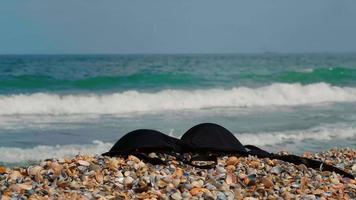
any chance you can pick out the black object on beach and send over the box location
[181,123,247,153]
[102,129,185,165]
[103,123,355,179]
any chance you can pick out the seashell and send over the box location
[0,166,7,174]
[115,177,124,184]
[69,181,80,189]
[216,166,226,174]
[332,183,344,190]
[148,152,158,158]
[300,177,309,191]
[216,192,227,200]
[226,172,237,185]
[329,176,340,184]
[243,174,257,186]
[107,158,120,170]
[303,152,313,158]
[226,156,239,165]
[261,177,273,188]
[124,171,131,177]
[191,180,203,188]
[124,176,134,187]
[190,187,207,196]
[267,159,275,166]
[171,191,182,200]
[27,166,42,176]
[182,191,192,198]
[270,166,283,174]
[249,161,260,169]
[226,165,236,172]
[352,164,356,172]
[95,171,104,184]
[157,179,167,188]
[172,168,183,179]
[9,170,22,181]
[50,162,63,177]
[77,160,90,166]
[18,183,32,190]
[128,155,140,163]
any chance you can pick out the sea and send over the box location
[1,53,356,166]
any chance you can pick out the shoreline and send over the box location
[0,148,355,199]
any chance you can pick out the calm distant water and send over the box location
[1,54,356,166]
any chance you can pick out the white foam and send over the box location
[0,141,112,163]
[237,124,356,146]
[1,83,356,115]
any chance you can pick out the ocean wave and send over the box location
[0,141,112,163]
[0,124,354,163]
[237,124,356,146]
[1,83,356,115]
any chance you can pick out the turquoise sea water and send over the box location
[0,54,356,165]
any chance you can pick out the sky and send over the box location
[1,0,356,54]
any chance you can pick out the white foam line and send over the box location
[237,124,356,146]
[0,141,112,163]
[1,82,356,115]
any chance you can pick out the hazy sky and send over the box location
[1,0,356,54]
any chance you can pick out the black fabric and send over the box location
[102,129,183,157]
[181,123,247,153]
[103,124,354,179]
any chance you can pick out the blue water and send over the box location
[1,54,356,165]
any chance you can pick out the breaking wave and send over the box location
[1,82,356,115]
[237,124,356,146]
[0,141,112,163]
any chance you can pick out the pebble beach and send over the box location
[0,148,355,200]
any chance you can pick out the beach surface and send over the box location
[0,148,355,200]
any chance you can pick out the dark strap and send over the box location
[243,145,354,179]
[270,154,355,179]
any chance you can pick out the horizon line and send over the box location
[1,51,356,56]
